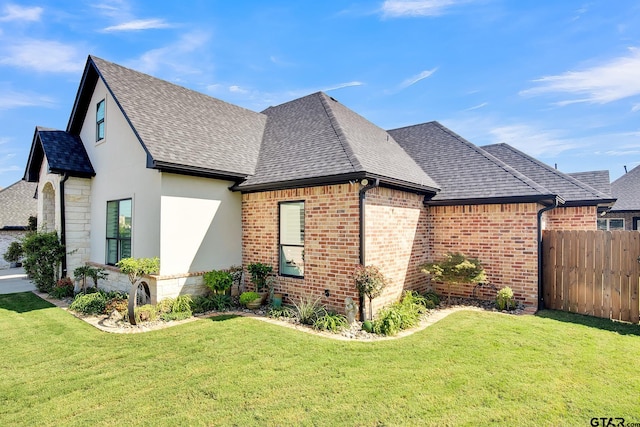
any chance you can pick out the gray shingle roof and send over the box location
[610,164,640,211]
[482,143,614,205]
[0,180,37,229]
[238,92,439,192]
[24,127,95,182]
[567,170,612,197]
[88,56,266,178]
[389,122,554,203]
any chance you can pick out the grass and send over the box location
[1,292,640,426]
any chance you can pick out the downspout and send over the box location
[358,178,379,320]
[537,196,560,311]
[60,173,70,277]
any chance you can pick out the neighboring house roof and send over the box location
[567,170,612,197]
[0,180,37,230]
[482,143,615,206]
[610,164,640,211]
[24,127,95,182]
[388,122,557,204]
[237,92,440,193]
[68,56,267,180]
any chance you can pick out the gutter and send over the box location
[358,178,379,320]
[537,196,563,311]
[60,173,70,277]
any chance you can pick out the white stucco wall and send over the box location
[160,173,242,275]
[80,78,161,265]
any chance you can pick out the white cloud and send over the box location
[381,0,473,18]
[130,30,212,75]
[0,89,55,110]
[399,68,437,88]
[229,85,248,94]
[323,81,364,92]
[0,39,84,73]
[464,102,488,111]
[631,103,640,113]
[0,4,43,22]
[102,18,172,32]
[488,124,580,157]
[521,47,640,105]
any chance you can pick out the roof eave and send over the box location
[152,160,248,182]
[425,194,561,207]
[561,198,617,208]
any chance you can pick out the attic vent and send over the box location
[329,96,338,102]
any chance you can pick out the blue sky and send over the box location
[0,0,639,189]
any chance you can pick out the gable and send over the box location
[0,180,37,229]
[67,56,267,180]
[610,165,640,211]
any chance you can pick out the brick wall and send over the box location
[242,183,361,313]
[364,187,429,314]
[544,206,597,231]
[427,203,540,307]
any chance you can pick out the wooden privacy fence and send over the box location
[542,230,640,324]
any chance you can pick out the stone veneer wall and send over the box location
[242,183,361,314]
[544,206,597,231]
[364,187,430,314]
[87,262,209,303]
[64,177,92,275]
[427,203,540,307]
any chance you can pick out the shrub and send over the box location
[69,292,107,315]
[420,253,486,302]
[156,295,193,321]
[3,241,23,264]
[353,265,388,320]
[372,292,428,336]
[239,291,261,306]
[496,287,517,311]
[116,257,160,286]
[203,270,233,295]
[423,290,440,307]
[190,294,232,313]
[247,263,273,292]
[50,277,74,299]
[313,311,348,333]
[105,297,128,317]
[135,304,158,323]
[362,320,373,333]
[292,295,325,325]
[21,231,65,293]
[267,305,295,319]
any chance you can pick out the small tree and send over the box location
[21,231,65,293]
[3,241,23,265]
[73,265,108,293]
[353,265,387,320]
[247,262,273,292]
[116,257,160,325]
[420,252,486,303]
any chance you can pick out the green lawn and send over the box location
[1,292,639,426]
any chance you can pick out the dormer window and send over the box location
[96,99,105,142]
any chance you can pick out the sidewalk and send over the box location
[0,267,36,294]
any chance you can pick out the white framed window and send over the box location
[279,201,304,277]
[106,198,132,265]
[96,99,105,142]
[597,218,624,231]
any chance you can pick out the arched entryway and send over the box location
[41,182,56,232]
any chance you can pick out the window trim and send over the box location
[105,198,132,265]
[278,200,305,278]
[597,218,625,231]
[96,99,105,142]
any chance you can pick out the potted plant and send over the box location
[247,262,273,302]
[203,269,233,295]
[3,241,23,268]
[239,291,261,309]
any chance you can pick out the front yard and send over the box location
[1,291,639,426]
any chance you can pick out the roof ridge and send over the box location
[488,143,611,200]
[317,92,361,172]
[431,124,555,197]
